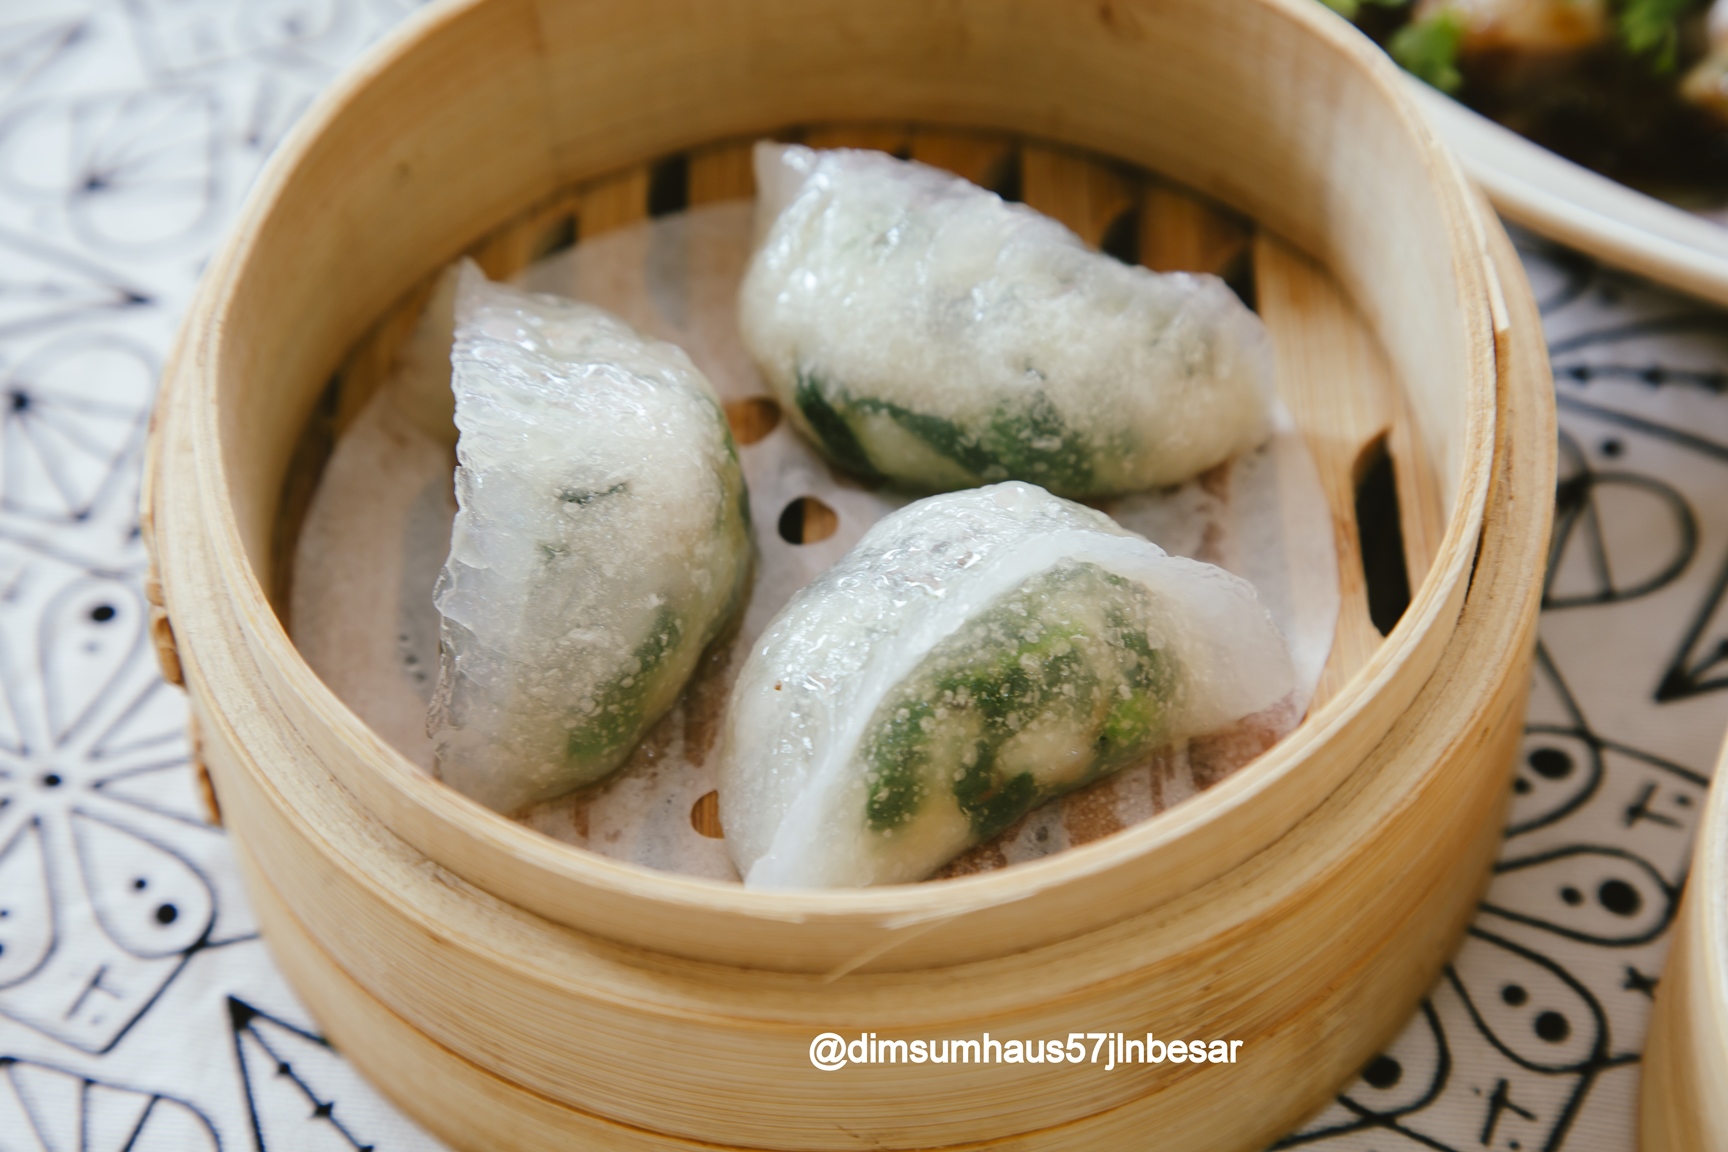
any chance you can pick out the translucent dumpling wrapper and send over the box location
[738,143,1277,498]
[430,261,752,812]
[718,483,1296,888]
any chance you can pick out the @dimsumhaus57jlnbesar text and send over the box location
[808,1032,1243,1071]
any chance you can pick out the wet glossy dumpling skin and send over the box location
[430,262,752,813]
[718,483,1295,888]
[739,143,1276,498]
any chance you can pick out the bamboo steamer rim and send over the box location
[1687,742,1728,1139]
[171,214,1549,1151]
[148,0,1502,965]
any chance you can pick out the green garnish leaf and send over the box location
[1616,0,1701,72]
[1390,9,1467,93]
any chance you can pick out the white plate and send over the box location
[1408,78,1728,309]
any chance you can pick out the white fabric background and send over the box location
[0,2,1723,1149]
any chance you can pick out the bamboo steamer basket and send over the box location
[1642,733,1728,1151]
[140,0,1557,1147]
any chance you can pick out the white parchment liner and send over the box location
[292,200,1338,883]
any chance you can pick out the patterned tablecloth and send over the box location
[1,3,1725,1149]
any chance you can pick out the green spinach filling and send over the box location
[565,604,683,764]
[861,561,1178,841]
[795,370,882,479]
[794,369,1094,493]
[550,400,749,774]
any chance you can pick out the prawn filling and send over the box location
[860,561,1179,843]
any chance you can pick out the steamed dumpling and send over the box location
[430,261,752,812]
[718,483,1294,888]
[739,143,1275,498]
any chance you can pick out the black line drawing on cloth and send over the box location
[1544,429,1697,611]
[1623,965,1660,998]
[1504,637,1704,870]
[1482,846,1677,948]
[1558,394,1728,467]
[1273,1002,1452,1148]
[1444,928,1638,1152]
[124,0,380,80]
[0,227,152,341]
[1512,230,1597,315]
[1548,394,1728,704]
[123,0,253,79]
[1513,723,1603,838]
[112,0,429,178]
[231,996,385,1151]
[1547,314,1728,360]
[2,333,156,525]
[1277,926,1640,1152]
[0,534,250,1053]
[1656,541,1728,702]
[1480,1078,1540,1149]
[1555,363,1728,392]
[1513,646,1606,837]
[0,1053,220,1150]
[236,68,317,156]
[233,0,371,73]
[0,87,220,254]
[0,17,86,112]
[1510,643,1707,837]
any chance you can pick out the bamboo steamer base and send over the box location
[1641,733,1728,1152]
[177,212,1551,1151]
